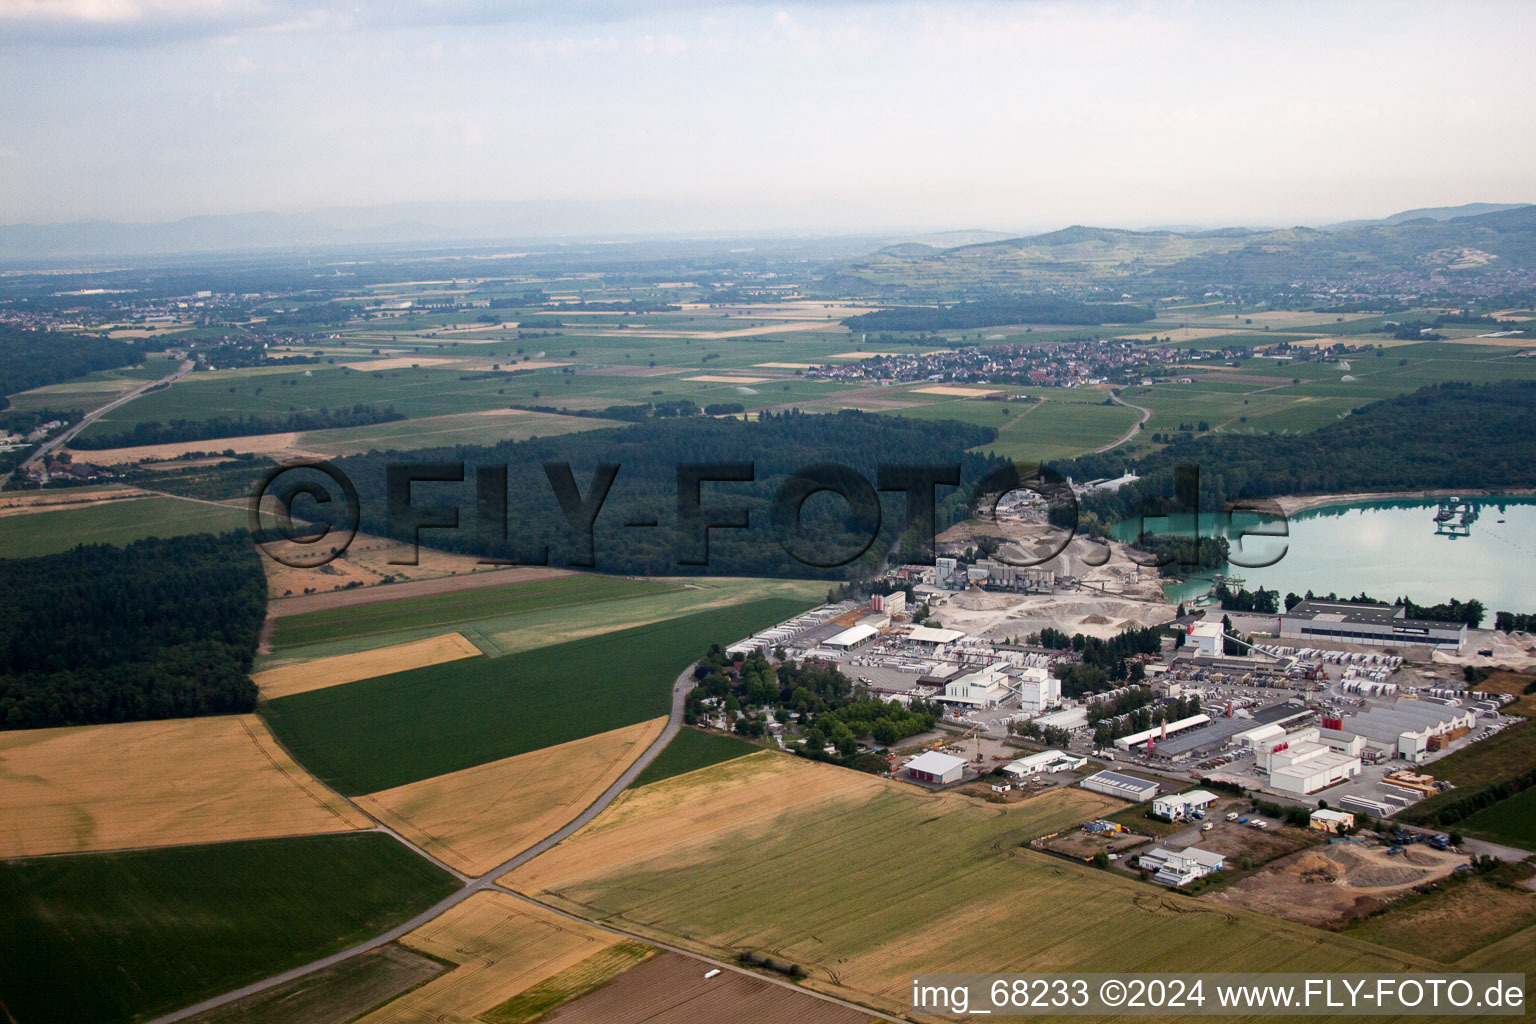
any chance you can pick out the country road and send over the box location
[147,660,906,1024]
[19,358,193,472]
[1091,392,1151,454]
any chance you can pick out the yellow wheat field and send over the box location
[353,891,621,1024]
[911,385,1004,397]
[0,715,369,857]
[356,718,667,876]
[503,751,885,892]
[251,632,482,698]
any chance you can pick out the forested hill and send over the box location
[0,326,140,409]
[1057,381,1536,526]
[0,532,266,729]
[332,409,1008,578]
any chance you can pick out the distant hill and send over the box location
[836,206,1536,294]
[1327,202,1532,230]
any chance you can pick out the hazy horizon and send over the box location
[1,0,1533,233]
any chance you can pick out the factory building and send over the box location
[1278,600,1467,653]
[1260,731,1363,795]
[904,751,968,785]
[1340,698,1476,763]
[942,665,1012,708]
[906,625,965,652]
[823,623,879,651]
[1081,770,1160,803]
[870,591,906,616]
[1152,789,1219,822]
[1113,714,1212,752]
[1186,620,1224,657]
[1013,665,1061,711]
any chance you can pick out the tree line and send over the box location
[72,404,404,449]
[0,532,267,729]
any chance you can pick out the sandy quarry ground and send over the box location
[251,631,482,698]
[1210,842,1469,927]
[356,718,667,876]
[353,891,622,1024]
[1434,630,1536,672]
[0,715,368,858]
[929,589,1176,642]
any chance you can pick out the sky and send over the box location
[0,0,1532,233]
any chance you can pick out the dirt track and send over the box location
[1210,842,1468,926]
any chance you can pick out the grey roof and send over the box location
[1151,701,1310,756]
[1283,600,1465,631]
[1082,770,1160,797]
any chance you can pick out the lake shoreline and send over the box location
[1269,488,1536,517]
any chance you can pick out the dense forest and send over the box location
[0,326,139,410]
[1058,382,1536,526]
[843,298,1154,333]
[73,404,404,449]
[330,409,1008,578]
[0,532,266,729]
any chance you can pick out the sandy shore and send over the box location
[1269,488,1535,517]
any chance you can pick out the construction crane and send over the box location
[958,722,986,763]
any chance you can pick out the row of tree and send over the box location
[73,404,404,449]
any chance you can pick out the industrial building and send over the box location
[906,625,965,650]
[1033,706,1088,731]
[1081,770,1160,802]
[1186,620,1224,657]
[904,750,968,785]
[1152,789,1218,822]
[823,623,879,651]
[1002,749,1086,778]
[942,665,1012,707]
[1260,731,1363,795]
[1278,600,1467,653]
[1113,713,1212,752]
[870,591,907,616]
[1337,698,1475,762]
[1146,701,1312,762]
[1013,665,1061,711]
[1138,845,1226,887]
[1310,809,1356,834]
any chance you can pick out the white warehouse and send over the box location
[1113,714,1212,752]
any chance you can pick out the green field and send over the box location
[0,833,459,1024]
[632,726,761,787]
[1397,723,1536,830]
[521,776,1437,1019]
[268,574,680,650]
[261,576,825,667]
[0,495,248,559]
[298,409,624,455]
[262,597,814,794]
[1346,867,1536,962]
[1457,787,1536,848]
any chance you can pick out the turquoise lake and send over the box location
[1108,497,1536,615]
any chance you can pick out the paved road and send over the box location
[1091,392,1152,455]
[152,662,887,1024]
[19,359,193,471]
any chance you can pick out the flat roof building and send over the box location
[1138,845,1225,887]
[1279,600,1466,653]
[1081,770,1160,803]
[1113,714,1212,752]
[823,623,878,651]
[1310,809,1356,833]
[1003,749,1087,777]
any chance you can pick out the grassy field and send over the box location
[510,755,1445,1020]
[262,597,814,794]
[1346,866,1536,963]
[267,573,678,650]
[260,576,826,667]
[631,726,762,787]
[0,494,247,558]
[1398,723,1536,832]
[183,944,446,1024]
[0,833,459,1024]
[1457,787,1536,848]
